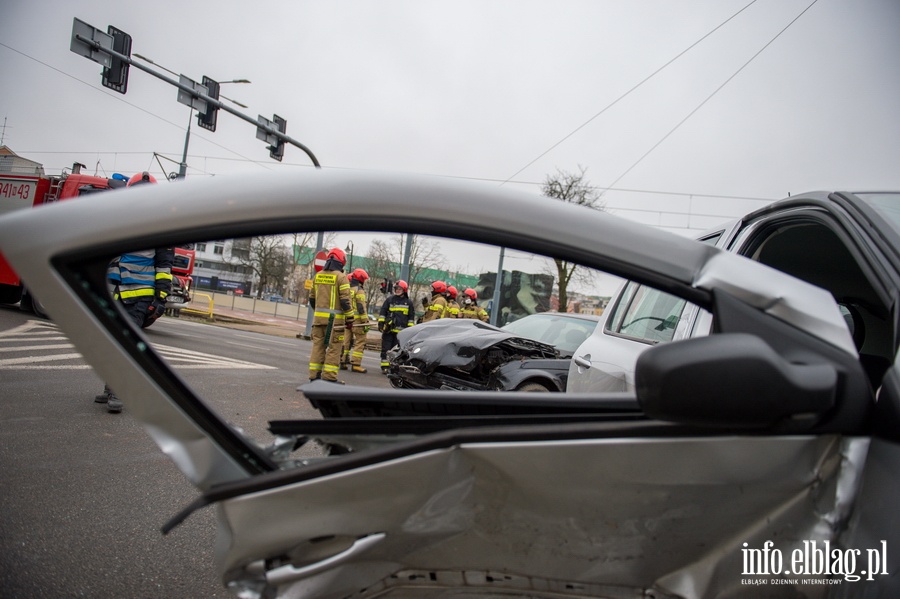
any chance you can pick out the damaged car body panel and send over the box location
[387,318,578,392]
[0,171,897,598]
[220,433,870,599]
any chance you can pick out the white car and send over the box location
[1,174,897,598]
[567,191,899,398]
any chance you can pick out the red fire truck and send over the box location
[0,151,193,319]
[167,246,195,317]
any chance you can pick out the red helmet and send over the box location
[463,288,477,301]
[431,280,447,294]
[127,171,157,187]
[352,268,369,282]
[394,280,408,292]
[447,285,458,300]
[326,247,346,266]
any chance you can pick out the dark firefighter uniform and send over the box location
[308,262,353,382]
[378,283,415,372]
[107,247,175,327]
[98,245,174,413]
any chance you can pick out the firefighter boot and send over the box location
[351,365,367,373]
[95,385,112,403]
[106,393,123,414]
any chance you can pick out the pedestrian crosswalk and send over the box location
[0,320,275,371]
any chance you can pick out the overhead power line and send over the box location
[502,0,761,184]
[604,0,821,191]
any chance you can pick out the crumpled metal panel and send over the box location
[395,319,557,373]
[219,435,869,599]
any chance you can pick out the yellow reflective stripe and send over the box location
[119,288,155,299]
[322,364,339,373]
[155,272,173,281]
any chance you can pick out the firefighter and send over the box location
[307,247,353,383]
[445,285,461,318]
[420,280,449,323]
[460,288,489,322]
[341,268,370,373]
[95,172,174,413]
[378,279,414,374]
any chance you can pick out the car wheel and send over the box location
[515,382,550,392]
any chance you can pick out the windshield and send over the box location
[501,312,597,354]
[856,193,900,235]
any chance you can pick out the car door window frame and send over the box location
[602,231,727,346]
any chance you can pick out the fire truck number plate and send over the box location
[0,179,38,215]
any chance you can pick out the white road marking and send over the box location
[0,320,275,370]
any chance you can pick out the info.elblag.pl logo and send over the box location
[741,540,889,585]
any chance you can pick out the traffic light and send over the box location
[269,114,286,161]
[101,25,131,94]
[380,279,392,294]
[197,76,220,132]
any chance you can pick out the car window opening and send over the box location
[742,219,893,389]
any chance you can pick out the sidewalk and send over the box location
[179,303,307,339]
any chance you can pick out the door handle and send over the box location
[573,355,591,369]
[266,532,386,586]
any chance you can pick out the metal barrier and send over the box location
[180,292,214,320]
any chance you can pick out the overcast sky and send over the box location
[2,0,899,240]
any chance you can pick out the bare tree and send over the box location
[233,236,293,298]
[364,235,446,311]
[542,166,605,311]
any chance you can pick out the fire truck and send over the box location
[167,246,195,317]
[0,150,193,320]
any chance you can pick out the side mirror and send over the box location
[635,333,836,429]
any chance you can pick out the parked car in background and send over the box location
[385,311,600,393]
[567,191,899,399]
[1,175,897,599]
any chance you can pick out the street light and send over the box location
[133,53,250,177]
[345,241,354,270]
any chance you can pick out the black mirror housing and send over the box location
[635,333,836,429]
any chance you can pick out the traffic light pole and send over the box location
[178,107,192,179]
[72,27,321,168]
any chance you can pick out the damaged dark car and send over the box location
[386,312,600,392]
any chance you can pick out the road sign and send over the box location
[313,250,328,273]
